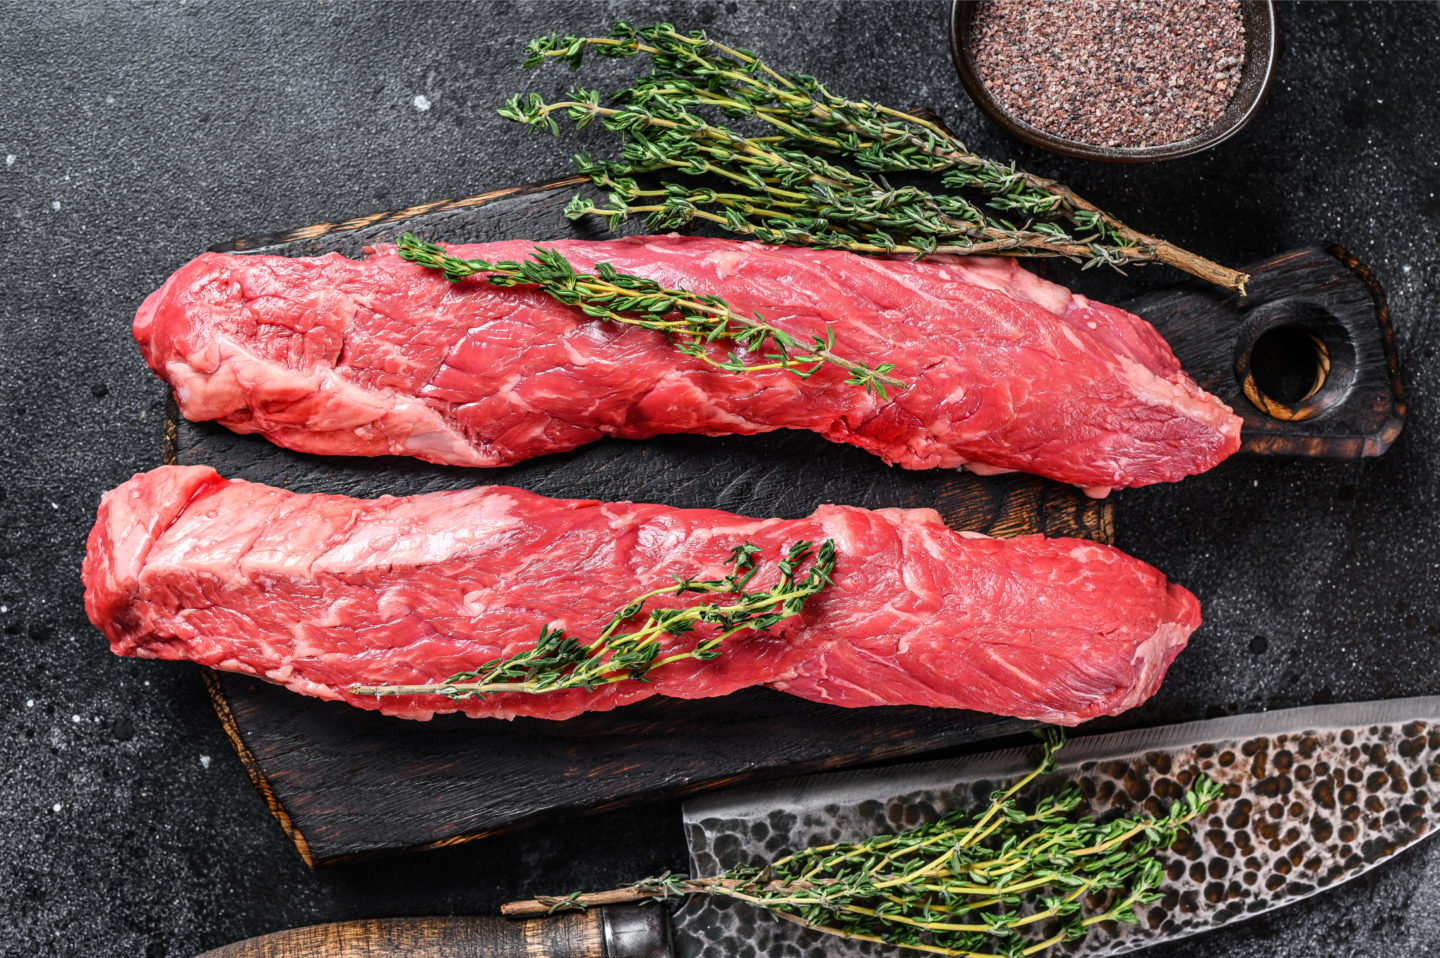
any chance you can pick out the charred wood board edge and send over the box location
[165,408,320,866]
[215,177,591,253]
[210,675,1034,866]
[203,671,319,867]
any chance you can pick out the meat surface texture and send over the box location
[84,466,1201,725]
[134,236,1241,493]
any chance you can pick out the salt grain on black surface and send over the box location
[970,0,1246,148]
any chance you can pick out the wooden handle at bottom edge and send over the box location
[194,907,672,958]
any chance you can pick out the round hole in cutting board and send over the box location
[1236,303,1357,423]
[1249,324,1329,405]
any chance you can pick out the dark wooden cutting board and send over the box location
[165,178,1402,865]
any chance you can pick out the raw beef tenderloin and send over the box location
[84,466,1200,724]
[135,236,1241,494]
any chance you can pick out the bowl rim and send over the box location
[947,0,1278,163]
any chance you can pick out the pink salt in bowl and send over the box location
[948,0,1278,163]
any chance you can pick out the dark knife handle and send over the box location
[193,907,672,958]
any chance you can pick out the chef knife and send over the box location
[197,695,1440,958]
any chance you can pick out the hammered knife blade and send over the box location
[675,696,1440,956]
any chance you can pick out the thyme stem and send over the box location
[507,22,1248,293]
[352,538,835,700]
[395,233,903,399]
[502,731,1223,957]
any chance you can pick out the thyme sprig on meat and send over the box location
[503,21,1248,293]
[396,233,903,398]
[352,538,835,700]
[505,731,1223,958]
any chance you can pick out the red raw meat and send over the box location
[84,466,1200,725]
[134,236,1240,494]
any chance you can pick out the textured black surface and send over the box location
[1,2,1437,956]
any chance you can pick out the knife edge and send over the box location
[682,695,1440,831]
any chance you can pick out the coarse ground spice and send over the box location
[969,0,1247,149]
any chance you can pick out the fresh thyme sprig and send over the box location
[396,233,903,398]
[504,730,1223,958]
[504,21,1248,293]
[351,538,835,700]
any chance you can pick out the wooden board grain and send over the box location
[170,180,1401,865]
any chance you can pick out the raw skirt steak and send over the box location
[84,466,1200,725]
[135,236,1241,494]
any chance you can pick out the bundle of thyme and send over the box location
[502,21,1248,293]
[397,233,903,398]
[505,731,1222,957]
[352,538,834,700]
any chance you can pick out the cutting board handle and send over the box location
[193,908,672,958]
[1126,245,1405,459]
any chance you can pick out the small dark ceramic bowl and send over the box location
[948,0,1277,162]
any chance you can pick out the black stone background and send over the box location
[2,2,1437,955]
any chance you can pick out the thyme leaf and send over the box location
[504,730,1224,957]
[396,232,903,398]
[351,538,835,700]
[506,22,1248,293]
